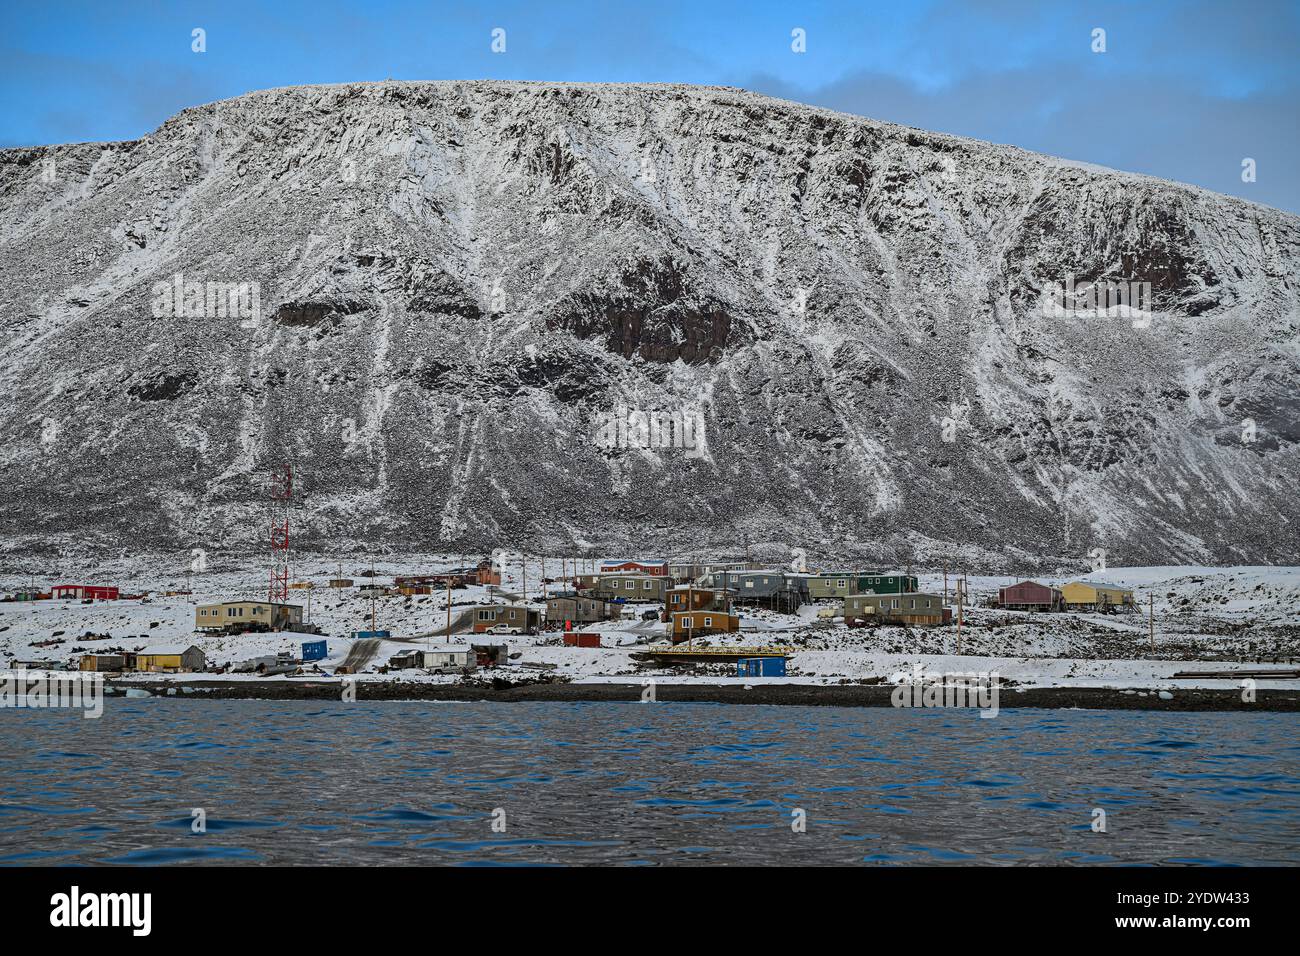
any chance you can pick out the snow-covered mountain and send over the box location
[1,80,1297,567]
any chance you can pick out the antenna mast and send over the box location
[268,463,292,605]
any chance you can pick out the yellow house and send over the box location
[1062,582,1135,611]
[195,601,303,632]
[135,645,206,673]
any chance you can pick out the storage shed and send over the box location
[78,654,126,673]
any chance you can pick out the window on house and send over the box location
[704,617,712,627]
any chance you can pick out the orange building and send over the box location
[670,610,740,644]
[667,586,731,614]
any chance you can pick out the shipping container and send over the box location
[302,639,328,662]
[563,632,602,648]
[736,657,786,677]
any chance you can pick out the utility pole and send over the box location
[542,553,547,599]
[687,580,695,645]
[956,577,964,655]
[369,557,377,635]
[1149,593,1155,650]
[445,578,452,645]
[943,562,948,604]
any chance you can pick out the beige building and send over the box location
[595,573,670,603]
[545,595,621,626]
[802,573,858,601]
[471,604,540,633]
[844,592,946,626]
[195,601,303,632]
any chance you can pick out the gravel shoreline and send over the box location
[108,679,1300,711]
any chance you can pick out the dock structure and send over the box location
[633,645,795,665]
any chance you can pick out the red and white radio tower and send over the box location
[268,463,292,604]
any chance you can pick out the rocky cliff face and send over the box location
[1,80,1297,567]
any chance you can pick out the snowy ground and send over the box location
[1,557,1297,691]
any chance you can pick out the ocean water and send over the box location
[1,700,1297,865]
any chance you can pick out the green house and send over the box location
[854,573,919,595]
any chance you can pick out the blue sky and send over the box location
[2,0,1297,212]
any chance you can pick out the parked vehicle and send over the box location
[486,623,523,636]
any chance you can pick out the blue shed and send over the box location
[737,657,786,677]
[302,639,328,662]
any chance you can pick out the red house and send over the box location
[473,560,501,587]
[599,559,667,576]
[997,580,1063,611]
[51,584,120,601]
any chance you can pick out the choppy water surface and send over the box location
[1,701,1297,865]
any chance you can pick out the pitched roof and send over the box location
[137,644,202,655]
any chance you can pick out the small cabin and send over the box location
[135,645,206,673]
[79,654,126,673]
